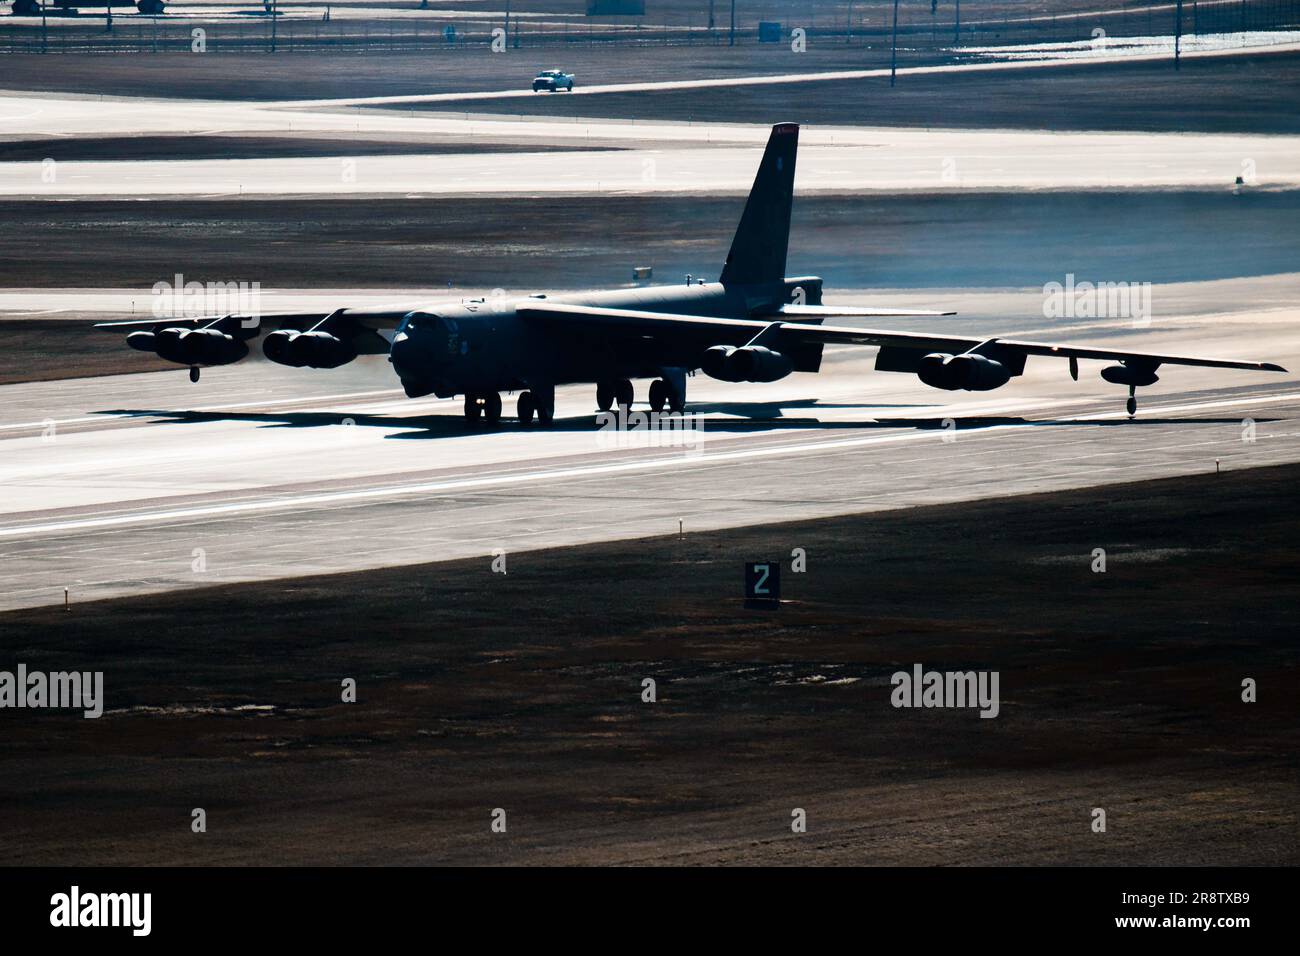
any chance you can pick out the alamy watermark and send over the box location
[151,273,262,324]
[50,886,150,936]
[890,663,1000,718]
[595,408,705,456]
[1043,273,1152,327]
[0,664,103,719]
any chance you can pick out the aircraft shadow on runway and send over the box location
[684,399,933,416]
[100,407,1278,438]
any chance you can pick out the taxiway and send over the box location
[1,278,1295,611]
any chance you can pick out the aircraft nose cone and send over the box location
[389,329,439,398]
[388,331,420,375]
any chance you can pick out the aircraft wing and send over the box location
[93,304,414,334]
[518,303,1286,373]
[94,312,329,335]
[519,302,971,349]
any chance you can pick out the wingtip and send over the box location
[1265,363,1288,372]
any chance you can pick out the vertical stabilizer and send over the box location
[719,122,799,287]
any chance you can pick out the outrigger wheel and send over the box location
[1126,385,1137,418]
[189,367,200,383]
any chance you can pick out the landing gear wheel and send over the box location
[648,379,667,413]
[189,367,200,383]
[483,391,502,425]
[1126,386,1137,419]
[526,385,556,426]
[463,393,482,424]
[596,381,614,412]
[517,391,536,426]
[614,378,634,410]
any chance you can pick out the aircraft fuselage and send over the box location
[388,277,822,399]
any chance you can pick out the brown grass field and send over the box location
[1,463,1296,864]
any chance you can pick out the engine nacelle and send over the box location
[135,327,248,366]
[917,352,1012,392]
[700,345,737,379]
[700,345,794,383]
[263,329,358,369]
[1100,364,1160,387]
[127,330,158,353]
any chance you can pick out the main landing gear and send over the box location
[596,379,634,412]
[516,389,555,426]
[464,390,557,427]
[596,378,684,413]
[463,391,502,425]
[648,377,685,413]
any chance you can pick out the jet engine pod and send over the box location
[1100,364,1160,387]
[262,329,300,366]
[701,344,794,383]
[729,345,794,383]
[263,329,358,369]
[701,345,738,380]
[917,353,960,390]
[151,327,248,366]
[126,330,157,353]
[293,330,358,369]
[917,352,1011,392]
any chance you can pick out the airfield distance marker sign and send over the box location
[744,560,781,609]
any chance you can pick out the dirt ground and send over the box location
[0,135,622,163]
[0,463,1295,865]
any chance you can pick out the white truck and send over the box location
[531,70,575,93]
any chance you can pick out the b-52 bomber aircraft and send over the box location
[99,123,1285,424]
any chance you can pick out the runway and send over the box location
[1,280,1296,612]
[4,83,1300,196]
[5,122,1298,196]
